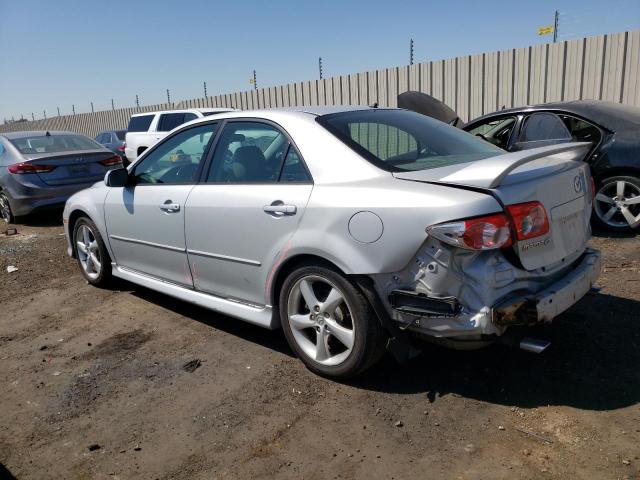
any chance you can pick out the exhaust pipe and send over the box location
[519,337,551,354]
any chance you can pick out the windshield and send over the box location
[10,134,102,154]
[317,109,503,172]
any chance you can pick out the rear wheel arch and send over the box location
[592,166,640,185]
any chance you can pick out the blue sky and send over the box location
[1,0,639,121]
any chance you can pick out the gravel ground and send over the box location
[1,214,639,480]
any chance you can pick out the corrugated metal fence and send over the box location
[2,30,638,138]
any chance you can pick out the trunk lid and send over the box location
[394,143,593,270]
[22,150,116,186]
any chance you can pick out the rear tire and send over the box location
[0,192,14,224]
[593,175,640,232]
[279,264,386,379]
[73,217,112,287]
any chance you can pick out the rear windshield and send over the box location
[127,114,154,132]
[317,109,502,172]
[9,134,101,154]
[115,130,126,140]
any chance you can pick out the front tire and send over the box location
[593,175,640,232]
[73,217,112,286]
[0,192,14,224]
[279,264,386,379]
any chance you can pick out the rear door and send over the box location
[185,120,313,306]
[104,122,219,285]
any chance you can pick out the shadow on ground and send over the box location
[12,208,64,227]
[126,282,640,412]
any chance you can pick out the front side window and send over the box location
[206,122,290,183]
[127,115,154,133]
[318,109,502,172]
[132,123,218,185]
[157,113,189,132]
[9,134,101,154]
[519,113,571,142]
[467,116,516,149]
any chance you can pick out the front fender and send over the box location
[63,184,110,259]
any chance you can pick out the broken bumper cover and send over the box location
[391,248,601,339]
[494,248,601,326]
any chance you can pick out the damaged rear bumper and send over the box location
[378,246,601,341]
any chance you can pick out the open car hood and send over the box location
[397,91,463,127]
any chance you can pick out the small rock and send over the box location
[39,345,47,351]
[464,444,476,453]
[423,410,428,415]
[498,425,505,430]
[133,445,141,451]
[6,265,18,273]
[522,449,531,456]
[182,359,202,373]
[87,342,92,347]
[394,420,403,427]
[52,371,61,376]
[434,422,440,426]
[88,444,100,451]
[622,459,630,465]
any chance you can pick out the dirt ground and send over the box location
[1,213,639,480]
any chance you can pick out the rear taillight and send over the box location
[506,201,549,241]
[427,201,550,251]
[99,156,123,167]
[427,213,512,250]
[116,145,125,152]
[8,162,56,174]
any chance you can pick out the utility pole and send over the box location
[553,10,559,42]
[166,89,171,104]
[135,95,140,109]
[43,110,46,119]
[318,57,323,80]
[203,81,207,97]
[72,105,75,115]
[252,70,257,90]
[410,38,414,65]
[57,106,60,116]
[111,98,115,110]
[31,113,35,121]
[90,102,94,113]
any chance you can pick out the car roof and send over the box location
[466,100,640,131]
[0,130,82,139]
[130,107,233,117]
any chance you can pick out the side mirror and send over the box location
[104,167,129,187]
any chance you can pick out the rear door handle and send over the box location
[263,203,297,216]
[160,201,180,213]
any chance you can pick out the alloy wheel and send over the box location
[0,195,11,223]
[594,180,640,229]
[286,275,356,366]
[76,224,102,280]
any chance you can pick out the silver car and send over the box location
[0,131,122,223]
[63,107,601,378]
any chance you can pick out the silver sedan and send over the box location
[63,107,601,378]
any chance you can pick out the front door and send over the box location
[105,122,219,286]
[185,120,313,305]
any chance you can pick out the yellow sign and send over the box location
[249,78,256,84]
[538,25,554,36]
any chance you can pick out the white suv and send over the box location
[124,108,232,162]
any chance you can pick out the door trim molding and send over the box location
[109,234,186,253]
[187,249,261,266]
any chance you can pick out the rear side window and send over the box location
[519,113,571,142]
[559,115,602,143]
[115,130,126,141]
[318,109,502,172]
[158,113,189,132]
[127,115,154,133]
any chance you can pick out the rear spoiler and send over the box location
[393,142,592,189]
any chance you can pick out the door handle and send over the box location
[263,202,297,216]
[160,201,180,213]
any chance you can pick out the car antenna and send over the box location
[370,102,378,108]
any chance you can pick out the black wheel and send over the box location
[73,216,112,286]
[0,192,14,224]
[593,175,640,232]
[279,264,386,379]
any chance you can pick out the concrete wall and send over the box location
[2,30,638,138]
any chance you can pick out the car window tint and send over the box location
[207,122,288,183]
[520,113,571,142]
[104,133,112,143]
[127,115,154,132]
[9,134,101,154]
[348,122,418,161]
[467,117,516,149]
[559,115,602,143]
[157,113,187,132]
[115,130,126,141]
[132,123,218,185]
[184,113,198,122]
[280,147,311,182]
